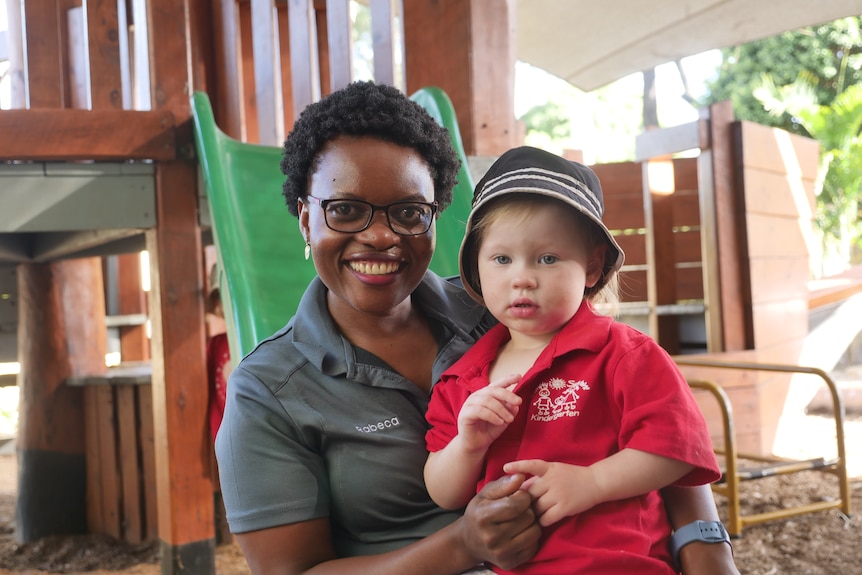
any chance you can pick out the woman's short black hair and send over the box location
[281,81,461,217]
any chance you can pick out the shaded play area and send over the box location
[2,2,862,575]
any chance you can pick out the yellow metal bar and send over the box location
[679,358,851,537]
[741,500,844,529]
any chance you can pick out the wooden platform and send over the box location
[808,264,862,310]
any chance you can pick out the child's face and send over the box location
[476,201,604,343]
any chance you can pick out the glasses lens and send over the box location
[388,202,435,235]
[322,200,372,232]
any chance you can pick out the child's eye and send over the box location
[540,255,558,264]
[493,255,511,265]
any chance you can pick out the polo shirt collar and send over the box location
[447,301,613,392]
[290,272,489,378]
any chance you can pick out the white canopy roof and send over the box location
[516,0,862,91]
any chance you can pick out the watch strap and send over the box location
[669,520,732,569]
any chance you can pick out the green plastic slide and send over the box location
[191,87,474,360]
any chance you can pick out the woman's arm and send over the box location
[661,485,739,575]
[236,474,542,575]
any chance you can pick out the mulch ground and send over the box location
[0,416,859,575]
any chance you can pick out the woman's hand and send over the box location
[457,473,542,570]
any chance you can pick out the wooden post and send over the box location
[116,253,152,545]
[403,0,516,156]
[16,260,106,542]
[147,0,214,572]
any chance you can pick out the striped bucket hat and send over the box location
[458,146,624,303]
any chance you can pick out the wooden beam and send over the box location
[146,161,213,572]
[710,102,751,351]
[21,0,66,108]
[403,0,516,156]
[29,230,147,263]
[287,0,317,119]
[117,253,150,362]
[277,5,296,128]
[132,0,152,109]
[146,0,214,571]
[635,119,710,162]
[238,1,260,142]
[212,0,244,139]
[83,0,123,109]
[0,109,177,161]
[369,0,398,86]
[188,0,216,95]
[251,0,284,144]
[17,258,105,541]
[325,0,351,91]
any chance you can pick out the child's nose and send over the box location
[512,267,537,289]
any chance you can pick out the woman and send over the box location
[215,81,738,575]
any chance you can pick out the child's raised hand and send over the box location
[457,373,522,452]
[502,459,603,527]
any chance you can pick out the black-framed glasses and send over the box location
[306,195,438,236]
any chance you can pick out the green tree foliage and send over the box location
[756,75,862,270]
[701,17,862,132]
[521,100,572,141]
[701,17,862,271]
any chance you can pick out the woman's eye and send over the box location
[397,207,420,220]
[540,255,558,264]
[328,202,363,220]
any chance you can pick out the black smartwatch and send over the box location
[669,520,732,569]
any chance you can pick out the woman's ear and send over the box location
[298,198,310,241]
[585,243,607,288]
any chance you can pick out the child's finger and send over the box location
[503,459,550,477]
[469,384,522,409]
[488,373,521,389]
[462,399,518,425]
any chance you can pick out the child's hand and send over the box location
[457,373,522,452]
[503,459,603,527]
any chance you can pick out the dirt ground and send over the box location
[0,414,859,575]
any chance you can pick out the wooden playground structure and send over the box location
[0,1,858,573]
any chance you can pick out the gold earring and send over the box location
[304,242,311,261]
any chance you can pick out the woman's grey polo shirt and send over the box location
[215,271,494,557]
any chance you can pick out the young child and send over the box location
[424,146,722,574]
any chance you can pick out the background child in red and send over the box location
[206,264,232,442]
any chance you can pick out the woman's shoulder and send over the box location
[231,323,304,389]
[417,271,494,334]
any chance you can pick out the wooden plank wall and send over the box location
[592,158,705,358]
[83,382,156,544]
[596,159,704,305]
[593,120,820,456]
[677,121,820,455]
[737,122,819,352]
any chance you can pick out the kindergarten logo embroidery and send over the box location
[530,377,590,422]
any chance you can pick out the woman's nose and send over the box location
[358,210,400,245]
